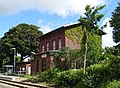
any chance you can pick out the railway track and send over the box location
[0,79,51,88]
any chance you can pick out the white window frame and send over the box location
[46,42,49,51]
[53,40,56,50]
[59,39,62,49]
[42,45,44,52]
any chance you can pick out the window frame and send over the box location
[58,38,62,49]
[46,42,49,51]
[42,58,46,71]
[42,45,44,52]
[53,40,56,50]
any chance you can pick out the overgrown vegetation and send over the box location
[105,80,120,88]
[65,27,103,67]
[29,4,120,88]
[50,47,81,70]
[29,67,60,83]
[0,3,119,88]
[65,26,84,45]
[29,53,120,88]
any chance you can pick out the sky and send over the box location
[0,0,119,48]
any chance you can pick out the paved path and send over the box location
[0,74,19,81]
[0,82,18,88]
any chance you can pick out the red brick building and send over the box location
[31,22,105,74]
[16,62,31,75]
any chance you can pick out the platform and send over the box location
[0,74,19,81]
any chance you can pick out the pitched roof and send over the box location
[39,22,106,38]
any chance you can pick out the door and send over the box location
[42,58,46,72]
[28,66,31,75]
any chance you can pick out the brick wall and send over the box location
[65,36,80,49]
[16,62,30,74]
[39,29,65,52]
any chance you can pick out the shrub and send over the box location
[30,67,60,83]
[86,64,110,88]
[41,68,60,83]
[54,68,84,87]
[76,56,120,88]
[108,56,120,80]
[29,55,120,88]
[75,63,110,88]
[105,80,120,88]
[28,74,41,83]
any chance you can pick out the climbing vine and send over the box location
[65,25,103,66]
[65,26,84,45]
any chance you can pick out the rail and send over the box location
[0,79,52,88]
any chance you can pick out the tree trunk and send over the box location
[83,30,88,74]
[84,43,87,73]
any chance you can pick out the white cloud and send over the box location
[40,24,52,34]
[38,19,52,34]
[38,19,43,25]
[0,0,106,17]
[102,18,117,48]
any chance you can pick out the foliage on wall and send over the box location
[65,26,84,45]
[86,32,103,64]
[65,26,103,66]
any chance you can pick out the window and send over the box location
[59,39,62,49]
[42,58,46,71]
[42,45,44,52]
[53,40,56,50]
[71,62,77,69]
[46,42,49,51]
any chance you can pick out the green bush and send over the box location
[86,64,110,88]
[54,68,84,87]
[29,67,60,83]
[54,55,120,88]
[76,56,120,88]
[42,67,60,83]
[28,74,40,83]
[75,63,110,88]
[29,55,120,88]
[108,56,120,80]
[105,80,120,88]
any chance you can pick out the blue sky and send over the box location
[0,0,119,48]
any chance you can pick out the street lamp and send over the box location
[12,48,16,74]
[31,52,36,55]
[30,52,36,61]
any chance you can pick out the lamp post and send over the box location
[31,52,36,60]
[12,48,16,74]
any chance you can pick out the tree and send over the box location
[78,5,106,73]
[110,2,120,45]
[0,23,43,65]
[103,47,120,59]
[51,47,81,70]
[0,38,3,67]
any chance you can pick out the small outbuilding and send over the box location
[3,65,13,74]
[15,62,31,75]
